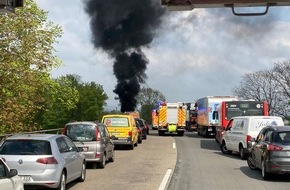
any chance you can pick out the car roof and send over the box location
[5,133,62,141]
[231,116,282,119]
[266,125,290,132]
[102,114,132,118]
[65,121,102,126]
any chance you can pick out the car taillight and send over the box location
[62,127,66,135]
[268,144,283,151]
[96,128,100,141]
[246,135,252,142]
[95,153,101,158]
[128,131,132,137]
[36,157,58,164]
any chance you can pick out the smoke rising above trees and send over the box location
[84,0,166,112]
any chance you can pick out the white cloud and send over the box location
[34,0,290,109]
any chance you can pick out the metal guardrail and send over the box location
[0,128,63,145]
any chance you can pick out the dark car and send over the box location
[247,125,290,180]
[135,119,143,144]
[134,118,148,140]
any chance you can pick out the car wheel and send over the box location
[78,161,86,182]
[57,171,66,190]
[138,137,142,144]
[221,141,232,154]
[97,154,106,169]
[144,134,147,140]
[247,153,257,170]
[134,140,138,147]
[239,145,247,160]
[262,159,271,180]
[129,144,134,150]
[108,150,115,162]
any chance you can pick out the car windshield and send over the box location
[103,118,129,127]
[273,131,290,145]
[0,140,52,155]
[65,124,96,141]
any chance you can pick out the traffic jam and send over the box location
[1,0,290,190]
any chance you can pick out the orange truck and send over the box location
[124,111,140,119]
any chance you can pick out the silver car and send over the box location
[0,134,86,189]
[0,157,24,190]
[63,121,115,169]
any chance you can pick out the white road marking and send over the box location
[172,142,176,149]
[158,168,173,190]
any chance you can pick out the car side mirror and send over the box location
[8,169,18,177]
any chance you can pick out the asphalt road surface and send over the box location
[40,129,290,190]
[66,131,176,190]
[167,131,290,190]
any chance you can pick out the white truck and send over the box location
[196,96,238,137]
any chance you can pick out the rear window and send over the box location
[273,132,290,145]
[0,140,51,155]
[135,119,144,127]
[65,124,96,141]
[103,117,129,127]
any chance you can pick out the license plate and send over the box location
[111,133,120,136]
[208,128,212,131]
[79,147,88,152]
[20,175,32,182]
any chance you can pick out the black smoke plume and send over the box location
[84,0,165,112]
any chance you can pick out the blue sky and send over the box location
[34,0,290,110]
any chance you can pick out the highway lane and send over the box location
[167,131,290,190]
[66,131,177,190]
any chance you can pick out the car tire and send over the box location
[178,131,184,136]
[239,145,247,160]
[129,144,134,150]
[97,154,106,169]
[138,137,142,144]
[262,159,271,180]
[144,134,147,140]
[108,150,115,162]
[247,153,257,170]
[57,171,66,190]
[221,141,232,154]
[78,161,86,182]
[134,141,138,147]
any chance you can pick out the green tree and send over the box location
[64,74,108,122]
[0,0,62,133]
[36,77,79,129]
[137,87,166,106]
[137,87,166,123]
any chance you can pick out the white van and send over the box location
[221,116,284,159]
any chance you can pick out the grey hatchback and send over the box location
[0,134,86,190]
[63,121,115,169]
[247,125,290,180]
